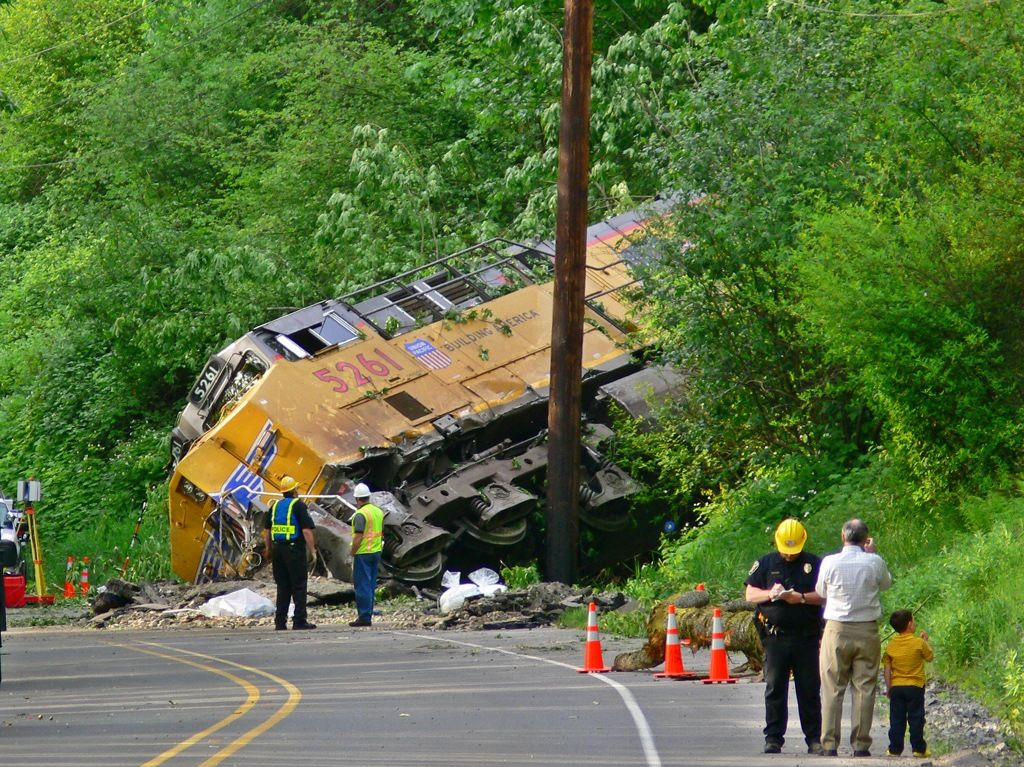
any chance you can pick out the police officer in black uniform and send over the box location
[745,518,824,754]
[262,476,317,631]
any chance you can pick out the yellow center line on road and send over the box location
[109,640,302,767]
[109,642,260,766]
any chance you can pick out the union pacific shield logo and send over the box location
[404,338,452,370]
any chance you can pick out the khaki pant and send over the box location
[820,620,880,752]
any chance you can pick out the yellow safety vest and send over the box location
[350,503,384,555]
[271,498,299,541]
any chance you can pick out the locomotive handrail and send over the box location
[583,278,643,334]
[345,249,558,338]
[339,237,551,304]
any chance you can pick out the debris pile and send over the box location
[82,576,627,632]
[419,582,627,630]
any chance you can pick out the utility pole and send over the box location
[546,0,593,585]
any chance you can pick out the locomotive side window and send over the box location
[318,312,360,346]
[273,334,311,359]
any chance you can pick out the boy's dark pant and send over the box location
[888,685,926,754]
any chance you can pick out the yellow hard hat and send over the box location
[279,476,299,493]
[774,518,807,555]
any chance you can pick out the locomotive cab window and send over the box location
[318,312,359,346]
[272,333,312,359]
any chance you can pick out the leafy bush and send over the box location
[795,198,1024,493]
[499,562,540,590]
[1001,651,1024,748]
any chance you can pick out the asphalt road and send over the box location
[0,625,891,766]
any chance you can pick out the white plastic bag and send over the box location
[199,588,275,618]
[467,566,505,597]
[467,567,500,586]
[441,570,462,589]
[438,583,482,613]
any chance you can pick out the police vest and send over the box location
[350,503,384,555]
[271,498,300,542]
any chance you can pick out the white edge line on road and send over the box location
[394,631,662,767]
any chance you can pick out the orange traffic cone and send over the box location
[576,602,611,673]
[702,607,737,684]
[654,604,697,679]
[79,556,90,596]
[63,556,76,598]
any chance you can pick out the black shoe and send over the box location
[764,743,782,754]
[821,750,838,757]
[348,618,371,627]
[853,751,871,758]
[292,622,317,630]
[274,625,287,631]
[808,742,824,755]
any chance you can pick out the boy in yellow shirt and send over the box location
[883,609,934,757]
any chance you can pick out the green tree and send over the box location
[640,10,882,484]
[794,0,1024,490]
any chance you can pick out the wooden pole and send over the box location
[546,0,593,585]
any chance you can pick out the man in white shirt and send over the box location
[815,518,892,757]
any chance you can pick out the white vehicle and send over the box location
[0,495,23,576]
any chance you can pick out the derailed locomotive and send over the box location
[167,201,679,584]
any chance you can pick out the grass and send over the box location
[556,602,648,638]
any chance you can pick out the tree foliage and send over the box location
[637,0,1024,492]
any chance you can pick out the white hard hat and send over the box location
[353,483,372,499]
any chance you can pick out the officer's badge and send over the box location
[748,561,759,576]
[804,563,812,574]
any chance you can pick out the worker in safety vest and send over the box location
[348,483,384,627]
[263,476,317,631]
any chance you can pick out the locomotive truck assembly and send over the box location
[168,201,679,585]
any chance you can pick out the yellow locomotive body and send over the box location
[168,203,677,583]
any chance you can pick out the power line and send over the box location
[0,2,155,70]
